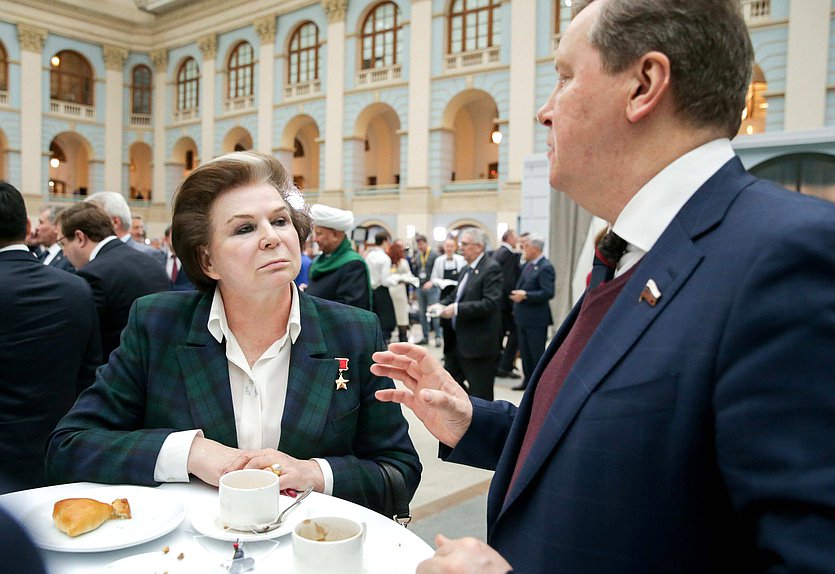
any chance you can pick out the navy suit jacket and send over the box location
[125,236,166,266]
[445,158,835,572]
[492,245,521,314]
[46,248,76,273]
[0,250,101,491]
[47,290,420,513]
[77,239,171,361]
[513,257,555,328]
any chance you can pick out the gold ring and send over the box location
[265,463,282,477]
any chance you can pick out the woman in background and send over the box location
[387,240,418,343]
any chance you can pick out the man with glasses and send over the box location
[35,205,75,273]
[435,227,503,401]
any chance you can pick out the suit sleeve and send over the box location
[75,286,103,395]
[334,260,371,310]
[713,218,835,571]
[525,263,556,303]
[46,299,172,486]
[458,262,504,319]
[441,398,517,471]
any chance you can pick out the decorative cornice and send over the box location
[198,34,217,59]
[150,48,168,71]
[254,15,276,43]
[322,0,348,23]
[17,23,48,52]
[103,45,129,71]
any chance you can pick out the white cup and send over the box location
[218,469,280,531]
[292,516,366,574]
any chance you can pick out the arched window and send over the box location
[50,50,94,105]
[739,64,767,136]
[131,65,152,115]
[0,41,8,92]
[227,41,254,100]
[448,0,500,54]
[288,22,320,84]
[177,57,200,111]
[361,2,401,70]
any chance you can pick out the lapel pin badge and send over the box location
[639,279,661,307]
[335,357,349,390]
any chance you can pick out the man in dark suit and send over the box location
[86,191,166,267]
[372,1,835,572]
[57,202,170,362]
[162,225,196,291]
[437,227,503,401]
[35,206,75,273]
[0,182,101,491]
[508,235,554,391]
[491,229,521,379]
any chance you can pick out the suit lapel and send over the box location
[278,293,335,454]
[175,293,238,447]
[496,157,753,521]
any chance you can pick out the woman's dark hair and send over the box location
[171,151,312,292]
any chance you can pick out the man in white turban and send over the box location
[306,204,371,310]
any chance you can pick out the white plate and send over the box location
[99,547,213,573]
[190,494,308,542]
[19,485,186,553]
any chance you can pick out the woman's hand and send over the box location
[223,449,325,493]
[186,436,247,486]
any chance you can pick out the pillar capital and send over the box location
[198,34,217,59]
[322,0,348,23]
[150,49,168,71]
[254,15,277,43]
[17,23,47,52]
[103,45,129,71]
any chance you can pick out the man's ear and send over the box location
[625,51,671,124]
[74,229,87,247]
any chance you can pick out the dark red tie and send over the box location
[589,231,627,289]
[170,254,178,282]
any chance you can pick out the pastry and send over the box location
[52,497,132,537]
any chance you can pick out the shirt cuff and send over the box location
[153,429,204,482]
[312,458,334,495]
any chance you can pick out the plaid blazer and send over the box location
[47,290,421,513]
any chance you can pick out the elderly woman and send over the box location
[46,152,420,513]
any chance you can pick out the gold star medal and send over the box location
[335,357,350,391]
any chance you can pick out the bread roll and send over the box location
[52,497,132,537]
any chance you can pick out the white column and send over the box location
[199,34,217,162]
[507,0,537,184]
[103,46,128,192]
[150,49,168,205]
[406,0,431,190]
[255,16,277,154]
[17,24,46,198]
[322,0,347,192]
[784,0,830,130]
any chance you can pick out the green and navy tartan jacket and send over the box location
[46,290,421,513]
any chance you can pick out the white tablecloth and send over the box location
[0,481,432,573]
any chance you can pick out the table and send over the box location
[0,481,433,573]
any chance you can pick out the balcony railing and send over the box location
[0,90,8,106]
[50,99,95,120]
[223,95,255,114]
[357,64,402,86]
[285,79,321,99]
[130,113,152,127]
[741,0,770,23]
[173,108,199,123]
[444,46,501,72]
[355,184,400,196]
[443,180,499,193]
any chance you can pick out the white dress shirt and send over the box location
[42,242,62,265]
[153,283,334,494]
[611,138,735,276]
[365,247,393,289]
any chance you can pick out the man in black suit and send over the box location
[509,235,555,391]
[35,205,75,273]
[57,202,170,362]
[492,229,521,380]
[0,182,101,491]
[438,227,503,401]
[86,191,166,267]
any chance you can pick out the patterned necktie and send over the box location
[589,231,627,289]
[170,254,179,282]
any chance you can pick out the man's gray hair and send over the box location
[86,191,132,233]
[528,235,545,251]
[573,0,753,137]
[39,205,65,224]
[460,226,487,248]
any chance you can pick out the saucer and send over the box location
[190,495,307,542]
